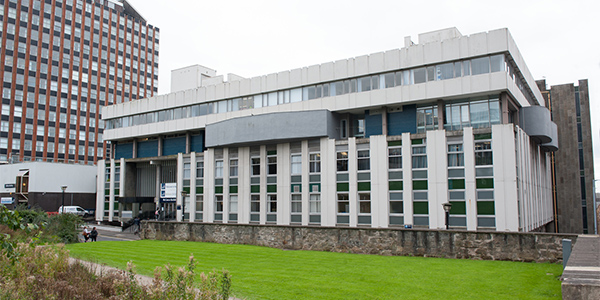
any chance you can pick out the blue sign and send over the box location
[1,197,14,205]
[160,198,176,203]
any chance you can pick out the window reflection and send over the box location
[107,54,518,130]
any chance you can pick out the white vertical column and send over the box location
[205,148,215,223]
[279,143,290,225]
[176,153,184,222]
[402,133,413,226]
[348,138,358,227]
[301,140,310,225]
[370,135,388,228]
[222,148,230,223]
[463,127,477,231]
[119,158,125,197]
[238,147,250,224]
[96,160,105,221]
[108,159,115,222]
[259,145,267,224]
[492,124,519,231]
[321,138,336,227]
[189,153,197,222]
[427,130,448,229]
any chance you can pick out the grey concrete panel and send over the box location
[519,106,553,143]
[541,121,558,151]
[205,110,338,148]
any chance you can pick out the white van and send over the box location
[58,206,90,217]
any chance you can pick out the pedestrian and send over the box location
[82,226,90,242]
[155,207,160,220]
[90,227,98,242]
[134,216,140,234]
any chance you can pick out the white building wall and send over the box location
[402,132,414,226]
[463,127,477,230]
[427,130,448,230]
[492,124,519,231]
[370,135,388,228]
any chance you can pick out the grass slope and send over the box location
[67,240,562,300]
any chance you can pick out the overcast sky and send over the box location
[128,0,600,177]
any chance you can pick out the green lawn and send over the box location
[67,240,563,300]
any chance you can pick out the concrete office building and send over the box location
[98,28,557,232]
[537,80,594,234]
[0,0,159,166]
[0,162,96,211]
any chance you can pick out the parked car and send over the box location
[58,206,90,217]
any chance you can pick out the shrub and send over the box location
[0,244,232,300]
[45,213,83,244]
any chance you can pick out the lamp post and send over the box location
[442,202,452,230]
[61,185,68,214]
[181,191,189,221]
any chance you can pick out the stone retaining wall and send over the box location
[140,221,578,263]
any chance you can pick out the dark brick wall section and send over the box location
[141,222,577,263]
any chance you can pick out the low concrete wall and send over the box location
[141,222,578,263]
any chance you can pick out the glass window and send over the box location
[251,157,260,176]
[229,159,238,177]
[337,151,348,172]
[243,196,257,216]
[437,63,454,80]
[310,194,321,213]
[413,68,426,84]
[359,193,371,214]
[215,160,223,178]
[268,195,277,213]
[215,195,223,212]
[475,141,492,166]
[291,154,302,175]
[490,55,505,73]
[384,73,396,88]
[470,100,490,128]
[267,155,277,175]
[309,153,320,173]
[388,147,402,169]
[471,57,490,75]
[337,194,349,213]
[412,145,427,169]
[447,144,464,167]
[357,150,370,171]
[229,195,238,213]
[196,161,204,178]
[291,194,302,213]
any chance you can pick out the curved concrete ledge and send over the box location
[519,106,554,144]
[541,122,558,152]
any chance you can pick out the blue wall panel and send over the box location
[365,111,383,137]
[190,133,204,153]
[114,142,133,159]
[388,104,417,135]
[137,140,159,158]
[163,136,186,156]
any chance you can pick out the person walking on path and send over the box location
[90,227,98,242]
[82,226,90,242]
[133,217,141,234]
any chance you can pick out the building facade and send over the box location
[0,0,159,165]
[0,162,96,211]
[98,28,557,232]
[538,79,595,234]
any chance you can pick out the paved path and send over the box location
[561,235,600,299]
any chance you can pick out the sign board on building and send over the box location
[160,183,177,202]
[4,183,15,188]
[1,197,13,205]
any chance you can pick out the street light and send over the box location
[442,202,452,230]
[181,191,189,221]
[61,185,68,214]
